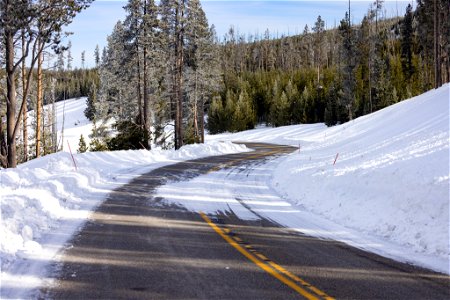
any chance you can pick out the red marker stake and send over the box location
[67,140,78,171]
[333,153,339,165]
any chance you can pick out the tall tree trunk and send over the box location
[143,50,150,149]
[36,40,43,158]
[136,15,143,127]
[0,115,7,168]
[22,31,28,162]
[52,82,57,153]
[434,0,441,88]
[193,69,199,141]
[174,0,184,150]
[6,31,17,168]
[200,95,205,144]
[143,1,150,149]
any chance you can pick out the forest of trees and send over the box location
[1,0,449,168]
[0,0,94,168]
[208,0,449,132]
[92,0,220,151]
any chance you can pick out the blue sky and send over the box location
[64,0,415,68]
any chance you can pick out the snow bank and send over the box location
[0,141,249,299]
[271,85,449,265]
[205,84,449,273]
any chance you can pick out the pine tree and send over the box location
[270,91,289,127]
[99,21,138,121]
[141,0,161,148]
[400,4,414,81]
[185,0,218,143]
[67,41,73,70]
[232,90,255,132]
[324,84,338,126]
[94,45,100,67]
[312,15,326,85]
[206,95,225,134]
[339,12,357,120]
[84,83,97,121]
[78,134,88,153]
[81,50,86,69]
[159,0,188,149]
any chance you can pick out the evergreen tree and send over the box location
[78,134,88,153]
[84,82,97,121]
[232,90,255,132]
[400,4,414,81]
[339,12,357,120]
[270,91,290,127]
[312,15,326,85]
[355,16,372,116]
[67,41,73,70]
[185,0,217,143]
[81,50,86,69]
[206,95,226,134]
[94,45,100,67]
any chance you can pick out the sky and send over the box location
[63,0,415,68]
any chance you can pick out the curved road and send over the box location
[41,143,449,299]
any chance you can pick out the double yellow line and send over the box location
[200,213,334,300]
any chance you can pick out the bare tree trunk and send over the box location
[143,52,150,148]
[35,40,43,158]
[434,0,441,88]
[0,116,8,168]
[6,31,17,168]
[136,38,144,126]
[51,78,57,153]
[200,96,205,144]
[193,70,199,142]
[174,0,184,150]
[369,59,373,113]
[317,66,320,85]
[22,31,29,162]
[143,2,150,149]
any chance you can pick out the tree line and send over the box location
[0,0,94,168]
[207,0,449,132]
[1,0,449,168]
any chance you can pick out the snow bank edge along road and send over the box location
[0,141,249,299]
[207,84,450,274]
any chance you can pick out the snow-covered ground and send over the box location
[161,84,450,274]
[0,99,249,299]
[34,97,95,152]
[1,85,449,298]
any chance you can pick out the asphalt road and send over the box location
[40,143,450,299]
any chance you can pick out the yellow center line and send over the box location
[200,212,328,300]
[267,261,334,300]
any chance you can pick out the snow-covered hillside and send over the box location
[1,85,448,298]
[54,97,94,152]
[0,98,249,299]
[205,84,449,273]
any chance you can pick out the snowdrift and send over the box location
[208,84,449,273]
[1,99,249,299]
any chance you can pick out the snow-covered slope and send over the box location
[27,97,94,152]
[272,85,449,261]
[54,97,93,152]
[205,84,449,273]
[0,98,249,299]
